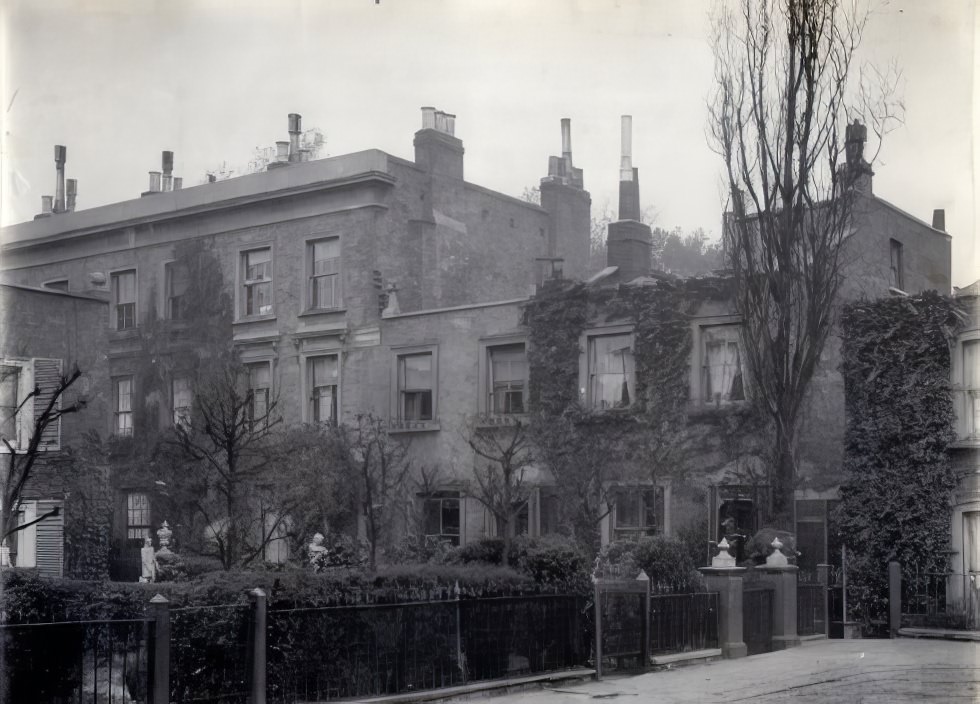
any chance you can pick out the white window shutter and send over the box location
[35,499,64,577]
[15,501,36,568]
[32,359,63,451]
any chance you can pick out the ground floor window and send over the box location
[421,491,460,545]
[126,492,151,542]
[613,486,664,539]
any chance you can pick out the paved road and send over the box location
[503,639,980,703]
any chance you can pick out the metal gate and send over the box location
[593,578,650,678]
[741,584,774,655]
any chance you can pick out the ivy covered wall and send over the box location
[836,291,959,629]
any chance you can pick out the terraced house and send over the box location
[0,110,952,575]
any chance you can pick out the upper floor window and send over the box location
[398,352,433,422]
[172,377,192,428]
[420,490,461,546]
[0,365,21,444]
[965,340,980,438]
[613,486,664,540]
[114,376,134,436]
[702,325,745,406]
[308,238,341,310]
[246,362,271,428]
[242,248,273,317]
[587,333,634,410]
[889,239,904,290]
[111,270,136,330]
[488,344,527,414]
[165,261,189,320]
[308,355,338,425]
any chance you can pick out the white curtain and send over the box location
[965,512,980,574]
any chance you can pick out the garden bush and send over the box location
[743,528,797,565]
[595,536,704,592]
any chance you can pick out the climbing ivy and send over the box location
[836,291,960,631]
[524,276,731,552]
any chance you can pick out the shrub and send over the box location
[516,535,591,594]
[154,551,188,582]
[743,528,797,565]
[457,537,507,564]
[596,536,704,592]
[384,535,460,566]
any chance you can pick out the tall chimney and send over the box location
[932,209,946,232]
[161,151,174,191]
[288,113,302,162]
[53,145,67,213]
[66,179,77,212]
[561,118,572,167]
[618,116,641,221]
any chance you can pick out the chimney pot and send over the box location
[561,118,572,160]
[54,144,67,213]
[288,114,302,162]
[620,115,633,182]
[932,208,946,231]
[275,140,289,162]
[148,171,162,192]
[173,177,183,191]
[444,113,456,136]
[161,150,174,175]
[66,179,77,212]
[41,195,54,214]
[421,106,436,130]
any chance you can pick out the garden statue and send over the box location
[308,532,328,568]
[156,521,173,555]
[140,537,157,583]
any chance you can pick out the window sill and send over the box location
[234,314,277,325]
[109,328,140,340]
[389,419,441,433]
[298,307,347,319]
[474,413,529,428]
[687,401,751,419]
[951,437,980,449]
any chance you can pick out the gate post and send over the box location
[817,564,831,637]
[637,570,650,669]
[888,561,901,638]
[149,594,170,704]
[700,540,747,659]
[248,588,267,704]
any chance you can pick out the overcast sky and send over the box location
[1,0,976,286]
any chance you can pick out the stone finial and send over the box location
[766,537,789,567]
[712,538,737,568]
[156,521,173,555]
[636,569,650,582]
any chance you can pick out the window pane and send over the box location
[965,512,980,573]
[589,334,634,409]
[311,356,338,384]
[117,378,132,412]
[965,341,979,390]
[703,326,744,403]
[0,366,20,441]
[249,363,270,388]
[441,499,460,535]
[400,354,432,389]
[616,490,639,528]
[114,271,136,303]
[246,281,272,315]
[313,239,339,262]
[167,262,189,297]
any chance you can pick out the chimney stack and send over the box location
[161,151,174,192]
[66,179,77,212]
[53,145,67,213]
[414,105,464,179]
[932,209,946,232]
[288,113,302,162]
[606,115,651,282]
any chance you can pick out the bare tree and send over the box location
[708,0,901,522]
[462,418,535,566]
[1,365,85,549]
[169,358,283,569]
[331,414,413,571]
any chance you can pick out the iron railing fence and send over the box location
[648,592,719,655]
[169,604,250,704]
[266,593,587,702]
[0,617,150,703]
[902,569,980,629]
[797,583,826,636]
